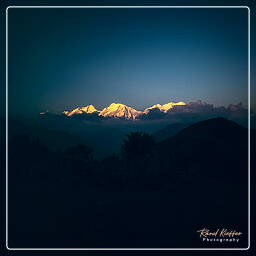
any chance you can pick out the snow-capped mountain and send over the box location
[143,104,162,113]
[144,101,186,113]
[62,102,188,119]
[63,105,99,116]
[99,103,143,120]
[42,101,247,122]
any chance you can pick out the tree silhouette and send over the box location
[121,132,155,172]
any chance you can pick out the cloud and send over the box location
[138,101,248,124]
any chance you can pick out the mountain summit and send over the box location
[144,101,186,113]
[99,103,142,120]
[63,105,99,116]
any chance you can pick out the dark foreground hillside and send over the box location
[4,118,253,248]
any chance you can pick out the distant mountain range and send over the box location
[61,101,187,120]
[45,100,247,121]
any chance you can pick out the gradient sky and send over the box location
[8,7,249,115]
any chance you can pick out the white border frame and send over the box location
[5,5,251,251]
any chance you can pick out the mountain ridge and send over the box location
[63,101,188,119]
[63,105,99,116]
[50,101,247,122]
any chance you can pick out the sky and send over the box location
[7,7,249,115]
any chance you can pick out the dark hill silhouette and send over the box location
[152,122,190,142]
[7,117,86,150]
[7,116,126,158]
[167,117,246,141]
[156,117,249,183]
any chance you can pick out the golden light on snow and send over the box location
[144,101,186,113]
[161,101,186,112]
[99,103,142,120]
[63,101,187,119]
[63,105,99,116]
[80,105,98,114]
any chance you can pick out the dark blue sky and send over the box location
[8,7,249,114]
